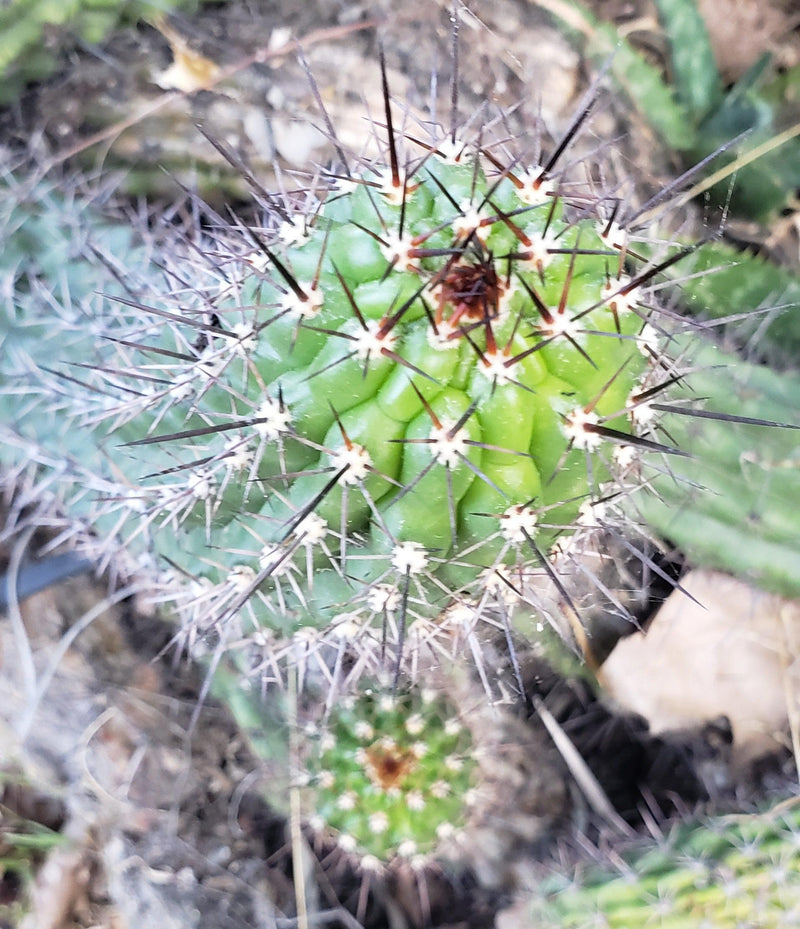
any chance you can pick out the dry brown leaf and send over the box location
[697,0,800,82]
[603,569,800,768]
[152,17,221,93]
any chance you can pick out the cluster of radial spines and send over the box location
[535,806,800,929]
[305,686,476,864]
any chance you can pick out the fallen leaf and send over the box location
[602,569,800,767]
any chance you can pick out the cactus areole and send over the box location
[308,687,476,862]
[101,71,687,647]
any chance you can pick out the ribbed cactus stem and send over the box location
[71,67,692,667]
[635,337,800,598]
[530,802,800,928]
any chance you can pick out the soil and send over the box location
[0,557,746,929]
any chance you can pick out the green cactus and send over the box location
[3,36,796,723]
[633,337,800,599]
[651,239,800,364]
[3,25,800,925]
[9,50,796,696]
[304,685,476,862]
[528,801,800,928]
[63,67,696,663]
[0,174,161,563]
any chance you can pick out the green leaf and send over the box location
[543,0,694,150]
[654,0,723,122]
[689,55,800,219]
[660,240,800,364]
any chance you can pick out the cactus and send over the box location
[632,337,800,599]
[55,58,704,677]
[5,24,800,916]
[527,801,800,928]
[651,239,800,364]
[219,653,574,923]
[0,172,164,571]
[212,658,480,862]
[304,684,476,863]
[18,39,798,677]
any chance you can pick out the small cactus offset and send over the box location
[528,801,800,928]
[213,651,569,914]
[306,685,476,862]
[294,674,572,917]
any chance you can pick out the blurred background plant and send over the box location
[0,0,219,105]
[539,0,800,222]
[537,0,800,364]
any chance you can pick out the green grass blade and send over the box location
[654,0,723,122]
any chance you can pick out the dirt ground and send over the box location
[2,1,800,927]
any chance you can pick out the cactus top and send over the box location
[96,125,678,649]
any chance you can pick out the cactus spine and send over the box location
[529,802,800,928]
